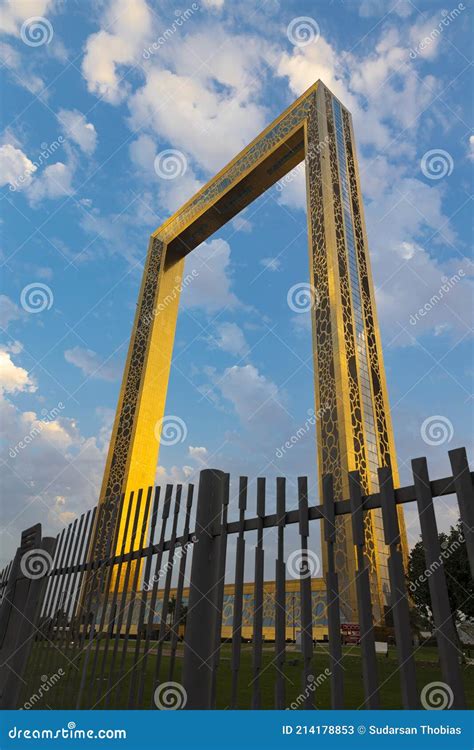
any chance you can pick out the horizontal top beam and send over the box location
[48,470,470,576]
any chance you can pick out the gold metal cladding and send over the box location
[90,79,407,617]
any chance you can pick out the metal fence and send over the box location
[0,447,472,711]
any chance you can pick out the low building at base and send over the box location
[116,578,335,641]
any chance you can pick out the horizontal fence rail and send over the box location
[0,446,471,711]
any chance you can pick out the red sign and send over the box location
[341,623,360,644]
[341,623,360,633]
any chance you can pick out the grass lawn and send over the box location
[21,641,473,710]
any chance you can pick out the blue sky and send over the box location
[0,0,472,565]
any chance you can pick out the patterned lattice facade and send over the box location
[114,579,331,641]
[88,81,408,621]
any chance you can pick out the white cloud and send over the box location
[64,346,121,382]
[129,133,156,171]
[348,28,406,95]
[271,21,473,346]
[277,36,358,121]
[58,109,97,154]
[129,68,266,174]
[1,138,76,205]
[468,135,474,161]
[358,0,412,17]
[155,463,196,485]
[213,322,248,356]
[78,199,159,264]
[160,26,266,98]
[362,174,472,342]
[408,13,447,60]
[0,41,46,93]
[26,160,73,203]
[0,366,109,562]
[181,238,239,312]
[129,134,202,214]
[356,154,405,203]
[156,168,202,214]
[231,214,252,233]
[82,0,152,104]
[0,0,56,36]
[0,295,21,330]
[277,157,473,344]
[217,363,288,432]
[275,165,306,211]
[276,27,436,151]
[291,309,312,336]
[128,27,270,174]
[0,346,36,394]
[0,143,36,190]
[0,39,19,64]
[188,445,208,463]
[202,0,224,9]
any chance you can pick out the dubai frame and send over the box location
[90,81,408,622]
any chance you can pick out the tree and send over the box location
[166,596,187,626]
[407,520,474,627]
[179,604,188,625]
[167,596,176,625]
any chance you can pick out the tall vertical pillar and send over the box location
[305,85,407,622]
[87,238,184,590]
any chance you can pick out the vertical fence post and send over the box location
[349,471,380,709]
[182,469,226,709]
[251,478,265,709]
[322,474,344,708]
[0,525,56,709]
[448,447,474,578]
[274,477,286,709]
[230,477,247,709]
[210,474,229,708]
[378,466,419,709]
[412,457,466,708]
[297,477,314,708]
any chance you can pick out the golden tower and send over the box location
[89,81,408,620]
